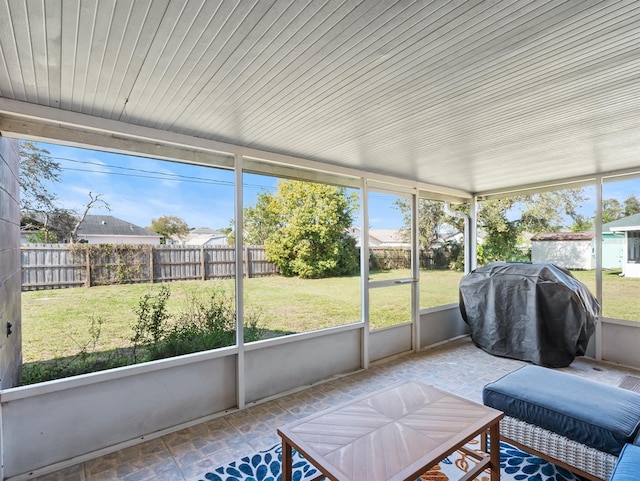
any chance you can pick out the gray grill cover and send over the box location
[459,262,598,367]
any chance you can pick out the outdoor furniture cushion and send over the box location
[483,365,640,456]
[609,443,640,481]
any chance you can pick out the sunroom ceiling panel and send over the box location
[142,0,347,131]
[0,0,640,195]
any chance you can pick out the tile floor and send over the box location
[32,337,639,481]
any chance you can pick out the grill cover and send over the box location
[459,262,598,367]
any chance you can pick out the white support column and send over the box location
[411,191,420,351]
[234,154,245,408]
[469,197,478,272]
[595,176,603,361]
[360,179,370,369]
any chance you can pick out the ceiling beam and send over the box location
[0,98,472,202]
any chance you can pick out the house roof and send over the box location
[182,228,228,245]
[602,214,640,234]
[531,232,595,242]
[76,215,160,238]
[369,229,408,245]
[189,228,223,236]
[1,1,639,197]
[184,235,226,246]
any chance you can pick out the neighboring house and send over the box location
[347,227,410,248]
[600,214,640,269]
[349,226,480,250]
[169,227,229,246]
[610,225,640,278]
[531,215,640,271]
[531,232,595,270]
[369,229,410,248]
[75,215,162,245]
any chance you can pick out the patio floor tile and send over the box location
[30,337,639,481]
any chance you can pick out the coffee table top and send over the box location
[278,381,503,481]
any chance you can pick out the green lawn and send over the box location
[568,269,640,320]
[22,269,463,363]
[21,268,639,364]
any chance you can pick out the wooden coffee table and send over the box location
[277,381,503,481]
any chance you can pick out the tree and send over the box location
[394,198,448,251]
[602,198,623,224]
[19,141,61,213]
[518,190,587,233]
[477,188,588,264]
[600,195,640,224]
[218,226,234,246]
[39,209,77,243]
[243,191,280,244]
[623,194,640,218]
[250,180,359,278]
[394,189,587,266]
[71,192,111,242]
[569,214,593,232]
[148,215,190,244]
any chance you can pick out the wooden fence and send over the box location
[21,244,278,291]
[367,247,447,270]
[21,244,446,291]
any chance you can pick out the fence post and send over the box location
[244,246,249,278]
[201,246,206,281]
[85,247,91,288]
[148,245,154,283]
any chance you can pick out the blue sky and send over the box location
[35,141,408,231]
[32,141,638,231]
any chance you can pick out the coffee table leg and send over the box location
[282,439,293,481]
[489,422,501,481]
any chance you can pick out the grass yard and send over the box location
[21,268,639,365]
[570,269,640,320]
[21,269,463,364]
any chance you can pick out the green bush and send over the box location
[258,180,359,279]
[131,285,171,361]
[148,288,262,360]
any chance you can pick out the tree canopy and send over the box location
[243,191,280,245]
[148,215,190,243]
[394,198,451,251]
[395,188,589,266]
[19,141,61,213]
[245,180,359,278]
[602,195,640,224]
[476,189,588,263]
[71,192,111,242]
[19,141,80,242]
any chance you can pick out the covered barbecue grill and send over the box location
[459,262,599,367]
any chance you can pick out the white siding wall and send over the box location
[531,240,594,269]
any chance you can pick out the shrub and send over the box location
[151,289,262,359]
[131,285,263,362]
[131,285,171,361]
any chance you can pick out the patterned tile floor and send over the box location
[32,337,639,481]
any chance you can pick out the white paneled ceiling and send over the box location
[1,0,639,195]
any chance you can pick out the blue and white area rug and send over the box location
[200,440,586,481]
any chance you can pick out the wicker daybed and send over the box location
[483,366,640,481]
